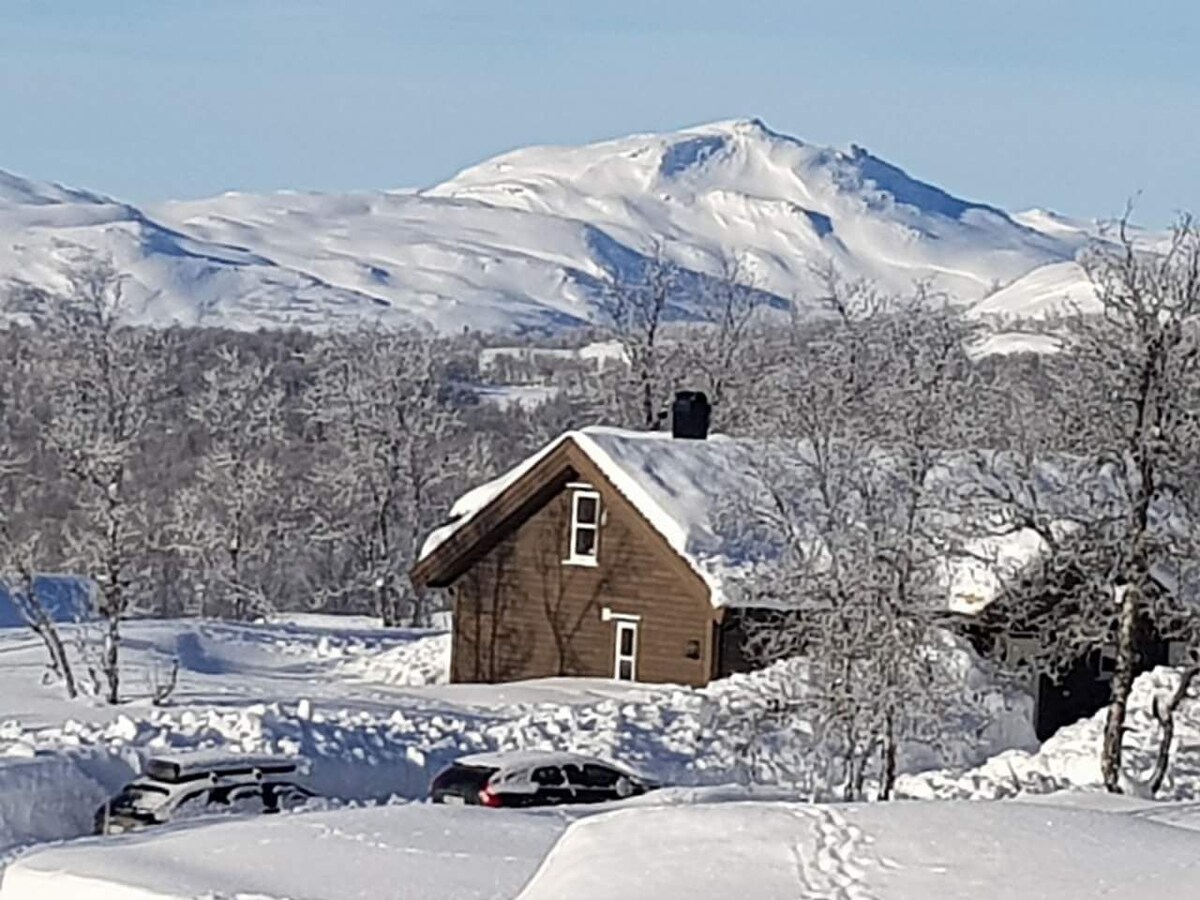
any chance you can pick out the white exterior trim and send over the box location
[565,489,602,566]
[600,607,642,623]
[613,619,639,681]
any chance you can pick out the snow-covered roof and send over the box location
[143,751,305,782]
[418,427,766,607]
[455,750,603,771]
[419,428,1200,614]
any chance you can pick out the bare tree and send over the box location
[0,463,80,698]
[1075,216,1200,791]
[176,344,287,620]
[602,242,678,429]
[961,214,1200,792]
[727,280,983,800]
[684,255,769,413]
[1147,664,1200,796]
[37,252,164,704]
[308,328,487,625]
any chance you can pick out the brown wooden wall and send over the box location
[447,451,719,688]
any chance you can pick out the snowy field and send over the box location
[1,804,574,900]
[7,795,1200,899]
[5,616,1200,897]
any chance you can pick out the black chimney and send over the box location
[671,391,710,440]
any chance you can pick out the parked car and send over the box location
[94,751,316,835]
[430,751,658,808]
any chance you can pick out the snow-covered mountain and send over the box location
[0,119,1093,333]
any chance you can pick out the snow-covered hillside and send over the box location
[0,119,1092,333]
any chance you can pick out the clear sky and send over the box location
[1,1,1196,224]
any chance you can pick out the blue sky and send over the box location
[1,1,1196,224]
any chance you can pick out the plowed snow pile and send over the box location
[1,803,569,900]
[0,620,1031,856]
[899,665,1200,800]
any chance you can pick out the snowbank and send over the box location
[0,644,1029,852]
[518,803,817,899]
[0,755,119,856]
[899,665,1200,800]
[12,796,1200,900]
[518,799,1200,900]
[0,804,568,900]
[0,616,1031,866]
[334,630,451,686]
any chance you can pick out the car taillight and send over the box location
[478,786,502,808]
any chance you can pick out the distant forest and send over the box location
[0,248,1135,627]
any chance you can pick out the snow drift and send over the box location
[898,665,1200,801]
[0,755,117,857]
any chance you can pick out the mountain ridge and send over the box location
[0,119,1086,333]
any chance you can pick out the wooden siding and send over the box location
[441,441,719,688]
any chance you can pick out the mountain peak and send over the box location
[0,169,112,208]
[1,121,1084,334]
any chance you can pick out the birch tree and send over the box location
[308,329,486,625]
[602,242,678,429]
[728,281,983,799]
[38,253,163,704]
[176,344,288,619]
[968,215,1200,792]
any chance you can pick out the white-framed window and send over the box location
[566,489,601,566]
[613,619,639,681]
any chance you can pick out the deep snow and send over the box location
[7,616,1200,898]
[0,617,1030,859]
[1,803,573,900]
[516,798,1200,899]
[899,665,1200,802]
[9,797,1200,900]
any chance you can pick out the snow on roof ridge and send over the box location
[417,427,749,606]
[571,428,737,602]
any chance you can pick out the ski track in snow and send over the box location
[789,806,878,900]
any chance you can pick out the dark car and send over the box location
[95,752,316,835]
[430,751,658,808]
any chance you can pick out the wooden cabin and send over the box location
[414,398,1199,747]
[410,393,752,687]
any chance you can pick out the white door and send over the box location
[613,620,638,681]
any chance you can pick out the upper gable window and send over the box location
[567,489,601,565]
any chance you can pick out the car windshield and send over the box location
[434,764,497,792]
[110,783,171,813]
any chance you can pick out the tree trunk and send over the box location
[13,575,80,700]
[879,711,898,801]
[42,623,78,700]
[1148,666,1200,796]
[1101,583,1140,792]
[103,610,121,705]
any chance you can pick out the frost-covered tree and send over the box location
[965,215,1200,792]
[726,282,983,800]
[35,252,165,704]
[175,344,288,620]
[307,329,489,625]
[601,242,679,429]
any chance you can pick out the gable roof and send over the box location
[414,427,765,607]
[414,427,1200,615]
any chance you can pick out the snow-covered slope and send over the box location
[967,260,1099,318]
[0,119,1083,333]
[426,119,1069,305]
